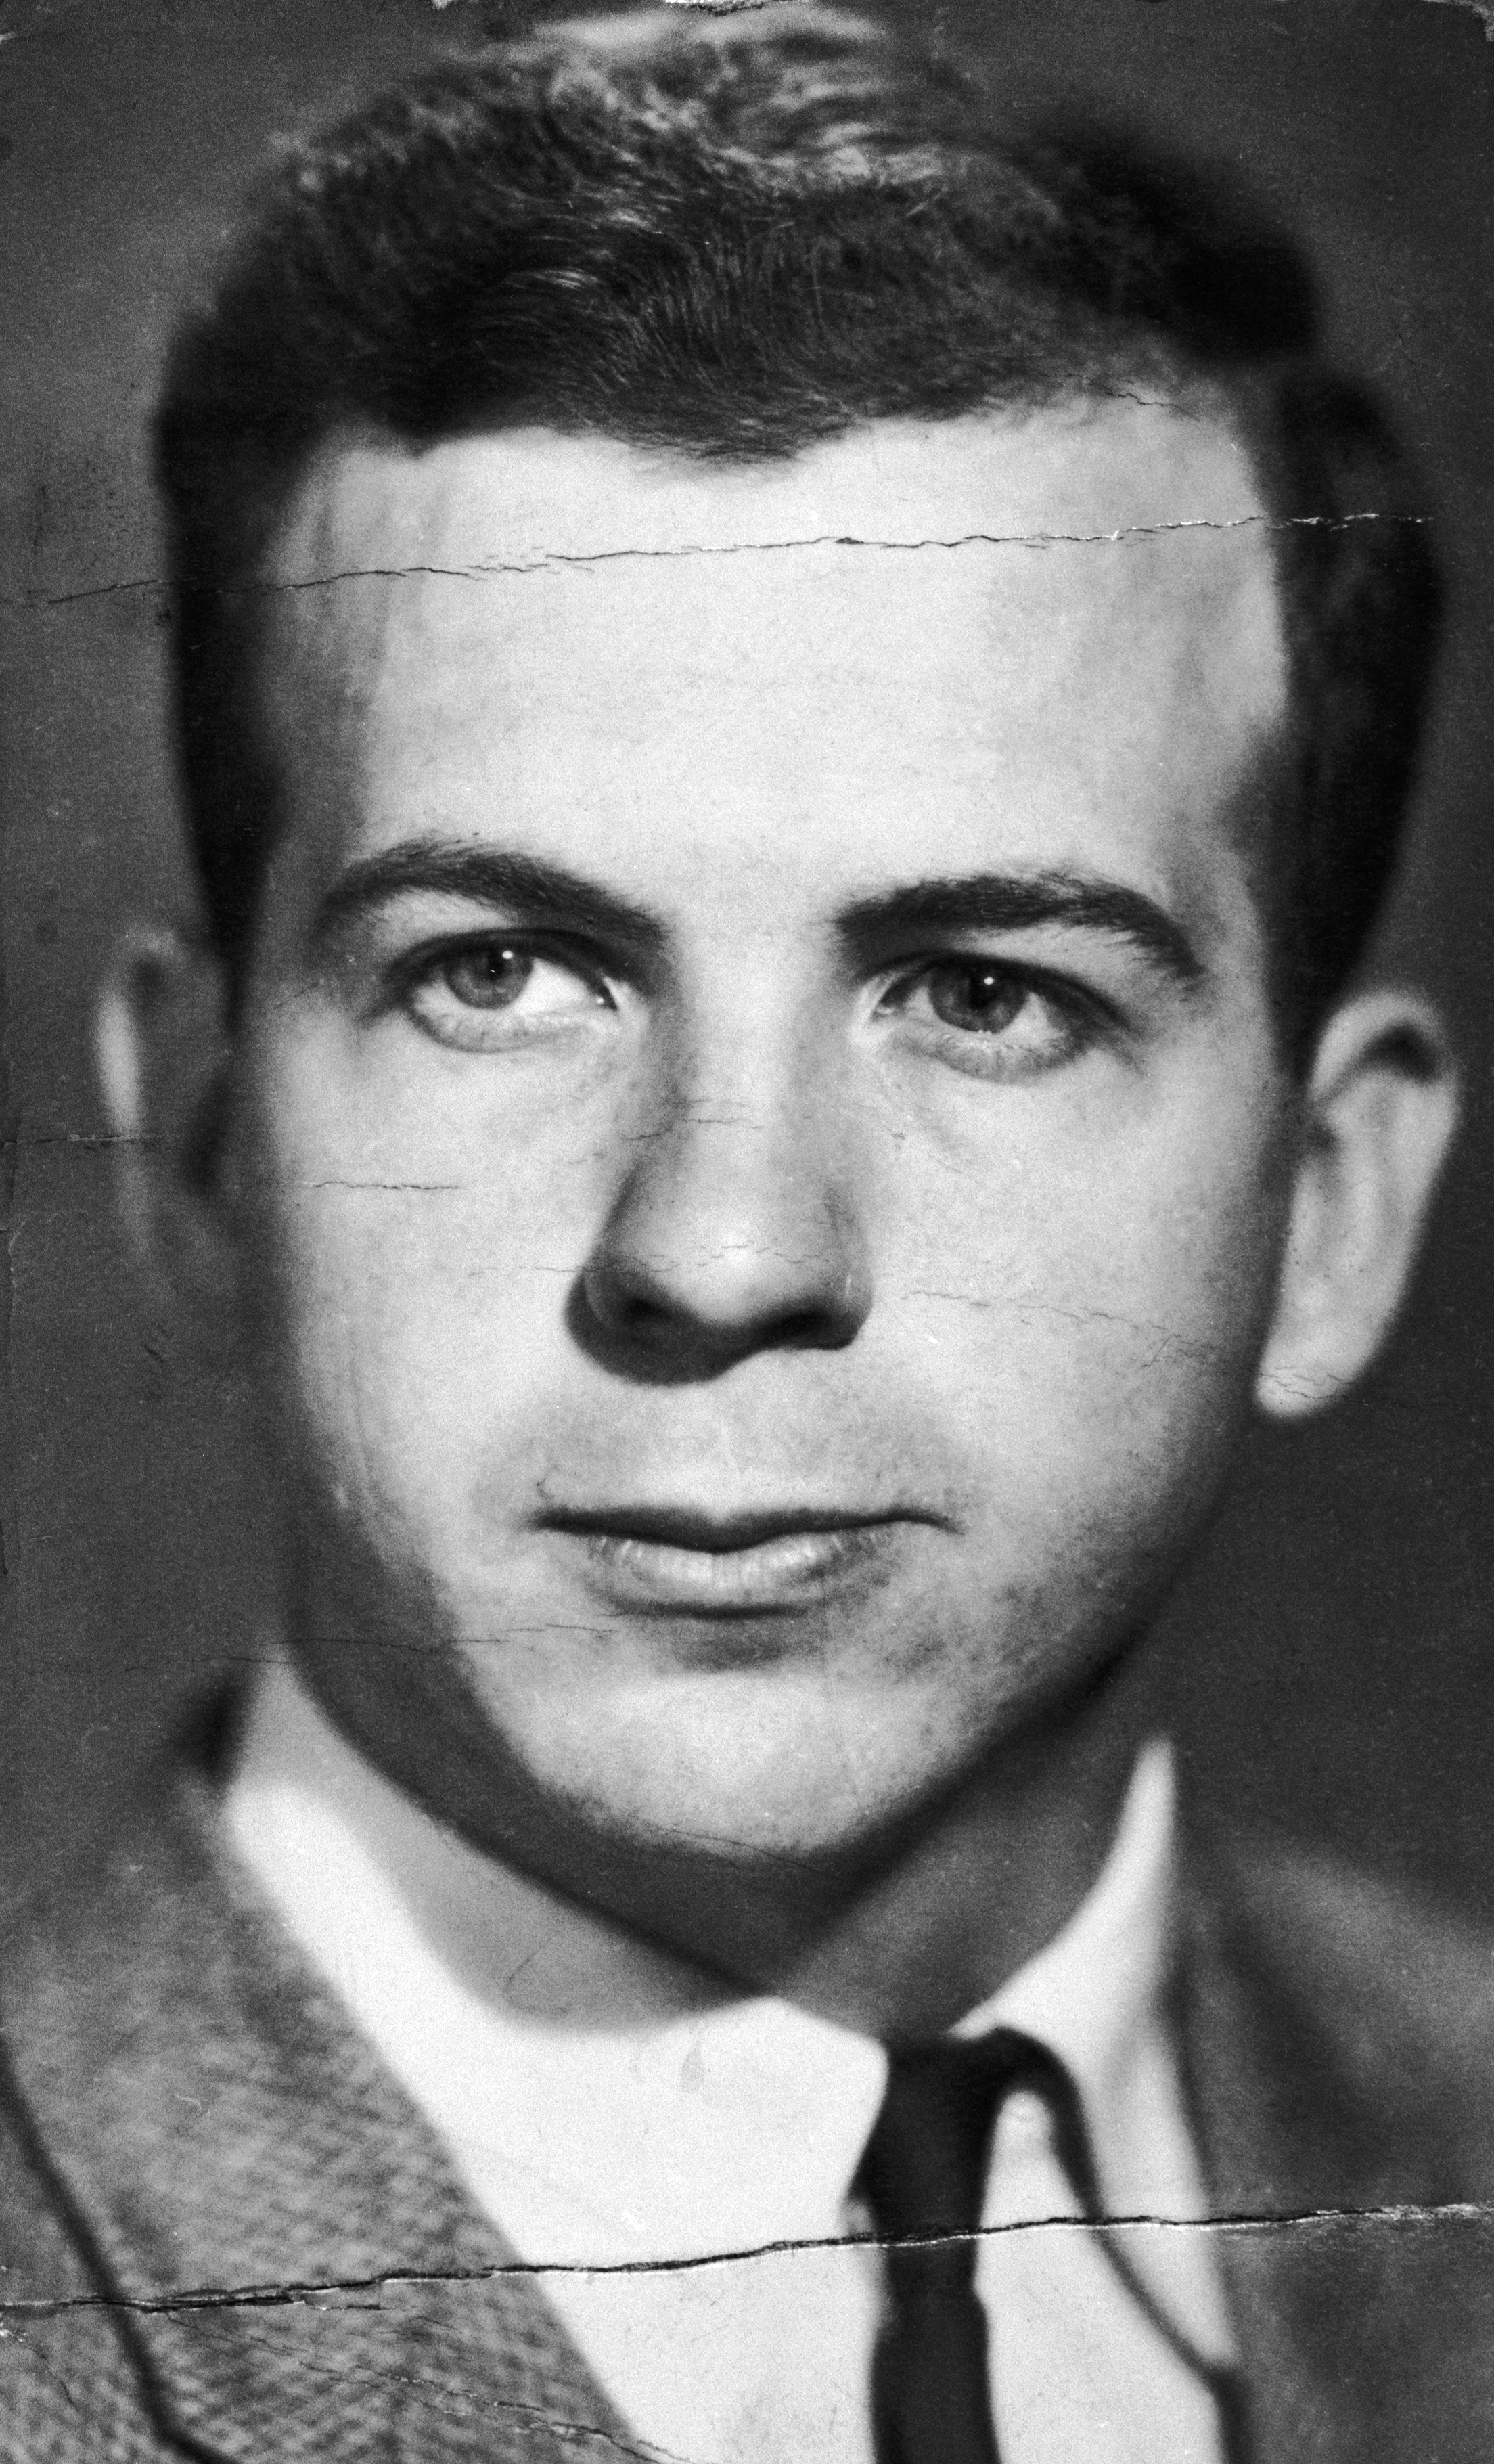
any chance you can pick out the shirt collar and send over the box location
[956,1736,1183,2201]
[226,1660,1185,2263]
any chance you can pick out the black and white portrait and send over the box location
[4,2,1494,2456]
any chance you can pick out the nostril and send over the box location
[775,1303,859,1353]
[611,1284,681,1339]
[581,1249,678,1337]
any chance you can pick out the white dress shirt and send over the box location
[227,1662,1234,2463]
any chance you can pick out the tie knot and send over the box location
[855,2026,1070,2242]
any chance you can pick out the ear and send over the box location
[95,924,243,1358]
[1255,989,1458,1421]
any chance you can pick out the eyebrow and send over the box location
[313,841,1203,991]
[311,842,665,960]
[837,872,1204,989]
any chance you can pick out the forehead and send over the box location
[258,403,1287,920]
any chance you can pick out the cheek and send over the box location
[231,1038,605,1528]
[882,1069,1291,1498]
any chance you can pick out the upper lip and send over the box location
[538,1506,937,1551]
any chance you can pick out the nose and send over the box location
[578,1067,872,1374]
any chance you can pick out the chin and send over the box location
[456,1646,1029,1870]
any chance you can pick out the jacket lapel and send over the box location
[1,1747,643,2464]
[1177,1830,1494,2463]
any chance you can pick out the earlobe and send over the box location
[1254,990,1459,1422]
[96,924,243,1355]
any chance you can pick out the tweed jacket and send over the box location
[3,1721,1494,2463]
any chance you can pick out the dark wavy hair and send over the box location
[154,6,1441,1055]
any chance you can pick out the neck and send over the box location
[722,1645,1166,2040]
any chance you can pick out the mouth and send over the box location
[536,1506,934,1616]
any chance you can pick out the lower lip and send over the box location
[560,1524,900,1614]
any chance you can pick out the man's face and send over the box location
[229,402,1293,1885]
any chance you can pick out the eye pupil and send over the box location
[928,963,1025,1034]
[444,944,533,1009]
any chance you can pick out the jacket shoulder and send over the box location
[0,2027,177,2459]
[1227,1834,1494,2069]
[0,2037,92,2295]
[1187,1825,1494,2205]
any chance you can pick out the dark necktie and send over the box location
[852,2027,1250,2464]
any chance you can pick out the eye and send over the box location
[921,962,1029,1037]
[403,938,614,1048]
[875,958,1096,1076]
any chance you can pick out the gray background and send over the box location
[2,0,1492,1904]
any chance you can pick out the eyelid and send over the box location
[871,950,1118,1023]
[382,922,625,1008]
[871,955,1144,1085]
